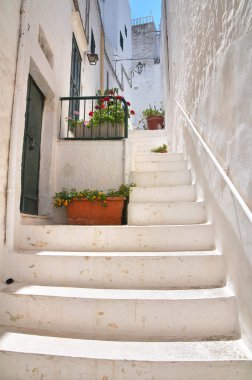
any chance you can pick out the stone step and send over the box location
[16,224,215,252]
[135,152,184,162]
[130,169,192,187]
[130,185,197,203]
[0,285,238,341]
[128,201,207,225]
[134,160,188,171]
[128,130,167,138]
[0,333,251,379]
[3,250,225,289]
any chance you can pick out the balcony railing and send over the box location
[59,96,129,140]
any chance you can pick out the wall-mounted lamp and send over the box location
[131,61,145,76]
[85,51,99,65]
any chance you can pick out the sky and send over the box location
[129,0,162,29]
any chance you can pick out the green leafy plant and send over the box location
[66,89,135,132]
[88,88,135,128]
[142,105,164,118]
[54,184,135,208]
[151,144,168,153]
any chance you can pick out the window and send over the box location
[69,34,82,116]
[125,25,127,37]
[91,29,96,53]
[106,71,109,90]
[120,31,123,51]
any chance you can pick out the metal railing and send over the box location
[131,16,154,26]
[177,100,252,223]
[59,96,129,140]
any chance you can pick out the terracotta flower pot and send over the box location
[147,116,164,130]
[66,197,125,225]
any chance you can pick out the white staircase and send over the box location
[0,141,252,379]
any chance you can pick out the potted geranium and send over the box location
[141,105,164,130]
[54,184,134,225]
[88,88,135,137]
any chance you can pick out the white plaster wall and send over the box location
[131,22,163,128]
[53,140,124,223]
[161,0,252,348]
[163,0,252,207]
[99,0,133,106]
[0,0,21,258]
[1,0,112,252]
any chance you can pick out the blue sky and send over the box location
[129,0,162,29]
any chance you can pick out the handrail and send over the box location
[176,100,252,223]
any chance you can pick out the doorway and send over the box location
[20,75,45,214]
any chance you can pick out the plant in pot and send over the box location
[87,88,135,138]
[151,144,168,153]
[54,184,134,225]
[141,105,164,130]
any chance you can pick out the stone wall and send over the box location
[163,0,252,208]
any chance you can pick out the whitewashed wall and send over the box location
[99,0,133,106]
[0,0,21,260]
[1,0,127,254]
[163,0,252,207]
[53,140,124,223]
[161,0,252,348]
[131,21,162,128]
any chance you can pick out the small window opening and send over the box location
[120,31,124,51]
[91,29,96,53]
[125,25,127,37]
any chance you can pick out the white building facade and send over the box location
[131,17,163,128]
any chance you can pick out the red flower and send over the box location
[95,105,100,109]
[100,99,105,103]
[109,90,114,95]
[116,95,123,100]
[89,111,94,117]
[104,97,110,101]
[130,110,135,115]
[100,104,106,109]
[126,101,131,106]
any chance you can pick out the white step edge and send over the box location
[134,152,184,162]
[1,340,252,380]
[134,160,188,171]
[130,185,197,203]
[3,250,225,289]
[16,224,215,252]
[130,170,192,187]
[0,285,239,341]
[127,201,207,225]
[0,332,251,361]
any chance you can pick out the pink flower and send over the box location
[95,105,100,109]
[73,111,79,115]
[130,110,135,115]
[89,111,94,117]
[100,104,106,109]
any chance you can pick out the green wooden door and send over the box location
[20,75,44,214]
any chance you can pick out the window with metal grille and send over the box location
[120,31,123,51]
